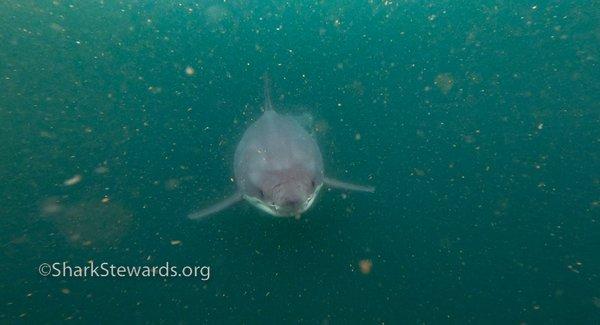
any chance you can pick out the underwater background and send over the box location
[1,0,598,323]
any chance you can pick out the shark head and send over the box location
[245,168,323,217]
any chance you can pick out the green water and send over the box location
[1,0,598,323]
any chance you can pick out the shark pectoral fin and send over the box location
[324,177,375,193]
[188,192,243,220]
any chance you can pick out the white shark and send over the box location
[188,76,374,220]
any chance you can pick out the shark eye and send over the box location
[311,180,316,188]
[259,189,265,198]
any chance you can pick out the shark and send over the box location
[188,76,374,220]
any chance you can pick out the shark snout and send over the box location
[285,196,302,206]
[280,194,305,210]
[272,183,312,215]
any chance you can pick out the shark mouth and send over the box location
[244,184,322,217]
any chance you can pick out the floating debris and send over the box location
[359,259,373,274]
[185,66,195,76]
[94,166,109,174]
[204,5,230,25]
[148,86,162,94]
[40,131,55,139]
[463,134,475,144]
[413,168,426,177]
[63,174,82,186]
[434,73,454,94]
[170,240,182,246]
[313,119,329,134]
[49,23,65,33]
[51,200,133,248]
[40,197,62,215]
[165,178,180,190]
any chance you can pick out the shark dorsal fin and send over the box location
[262,73,274,111]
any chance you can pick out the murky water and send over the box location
[1,0,598,322]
